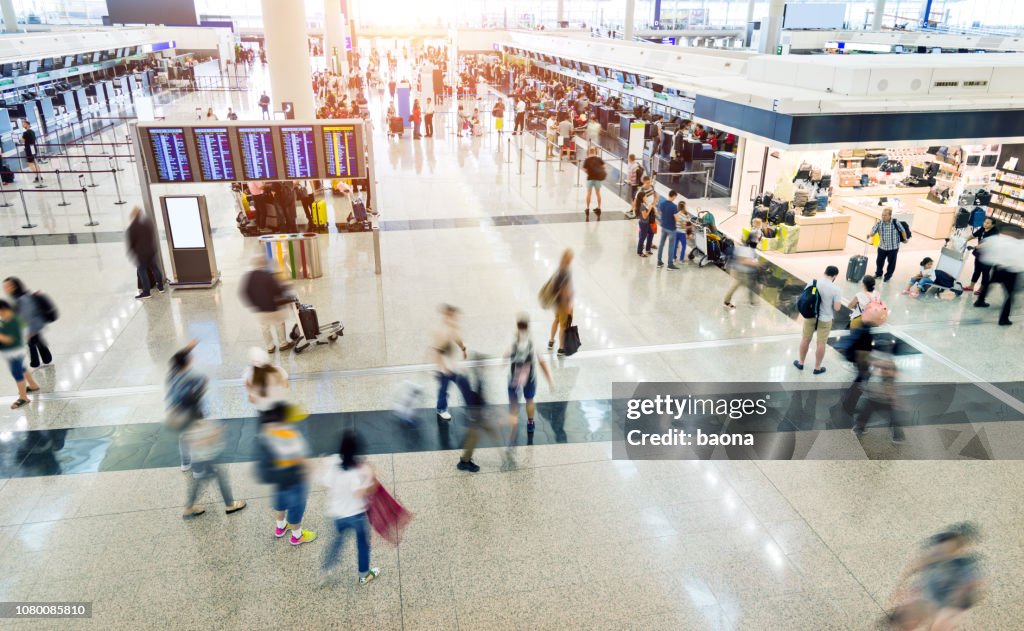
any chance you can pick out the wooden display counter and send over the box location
[832,185,928,199]
[833,196,918,243]
[904,198,957,239]
[792,212,850,252]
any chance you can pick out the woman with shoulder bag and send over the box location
[492,99,505,134]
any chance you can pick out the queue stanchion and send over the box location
[110,160,126,205]
[518,144,523,175]
[81,184,98,226]
[83,153,97,187]
[55,170,70,207]
[704,168,712,199]
[126,133,136,162]
[0,176,11,208]
[506,137,511,164]
[576,156,582,188]
[534,159,541,188]
[18,189,36,229]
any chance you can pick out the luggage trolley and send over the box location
[688,210,726,268]
[288,297,344,354]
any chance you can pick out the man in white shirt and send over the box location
[794,265,843,375]
[514,99,526,135]
[545,115,558,158]
[424,98,435,137]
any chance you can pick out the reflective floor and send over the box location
[0,65,1022,629]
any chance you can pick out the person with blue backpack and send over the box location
[794,265,843,375]
[257,403,318,546]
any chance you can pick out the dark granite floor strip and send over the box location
[3,380,1022,479]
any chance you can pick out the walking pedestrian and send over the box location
[545,115,558,158]
[431,304,468,422]
[244,347,290,415]
[974,235,1021,326]
[883,522,984,631]
[850,337,905,443]
[513,98,526,135]
[241,256,295,354]
[585,116,601,146]
[543,249,574,356]
[171,342,248,519]
[635,178,657,258]
[259,92,271,119]
[457,351,503,472]
[276,182,298,233]
[557,116,573,161]
[581,146,606,220]
[491,99,505,134]
[507,313,552,450]
[723,220,764,306]
[625,154,643,211]
[424,98,434,137]
[867,208,908,282]
[126,207,165,299]
[0,299,39,409]
[3,277,52,368]
[964,217,998,294]
[794,265,843,375]
[259,403,317,545]
[411,98,422,139]
[673,200,692,264]
[656,191,680,269]
[319,431,381,586]
[21,120,41,184]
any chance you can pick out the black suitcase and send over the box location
[847,254,868,283]
[389,116,404,135]
[297,304,320,339]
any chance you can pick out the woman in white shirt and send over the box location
[320,431,380,586]
[848,275,880,329]
[243,347,290,415]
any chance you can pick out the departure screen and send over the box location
[322,125,361,178]
[147,128,193,182]
[238,127,278,180]
[192,128,235,182]
[280,126,318,179]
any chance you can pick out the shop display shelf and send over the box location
[987,200,1024,216]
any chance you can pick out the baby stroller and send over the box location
[288,297,345,354]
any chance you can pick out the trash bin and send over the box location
[260,233,323,279]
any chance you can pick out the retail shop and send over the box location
[693,96,1024,257]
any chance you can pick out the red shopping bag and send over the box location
[366,484,413,545]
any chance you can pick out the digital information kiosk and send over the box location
[159,195,219,288]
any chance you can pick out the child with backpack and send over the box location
[507,314,553,453]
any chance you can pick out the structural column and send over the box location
[624,0,635,40]
[323,0,350,75]
[556,0,564,23]
[872,0,886,29]
[745,0,756,24]
[260,0,316,119]
[762,0,785,54]
[1,0,17,33]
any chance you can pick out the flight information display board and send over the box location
[192,128,236,182]
[147,128,193,182]
[139,120,366,185]
[237,127,278,180]
[322,124,364,178]
[280,126,319,179]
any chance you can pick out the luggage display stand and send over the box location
[260,233,323,279]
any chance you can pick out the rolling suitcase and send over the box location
[297,304,320,339]
[311,200,327,227]
[847,249,868,283]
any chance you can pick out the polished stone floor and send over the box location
[0,64,1022,630]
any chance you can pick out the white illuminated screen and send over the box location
[165,197,206,249]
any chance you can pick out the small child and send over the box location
[903,257,936,297]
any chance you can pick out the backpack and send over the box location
[797,280,821,319]
[254,436,302,486]
[969,207,986,229]
[893,219,911,242]
[509,338,534,388]
[589,160,607,181]
[34,292,58,323]
[0,161,13,184]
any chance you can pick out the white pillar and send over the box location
[624,0,635,40]
[745,0,756,24]
[323,0,349,75]
[872,0,886,30]
[557,0,564,23]
[763,0,785,54]
[2,0,17,33]
[260,0,315,119]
